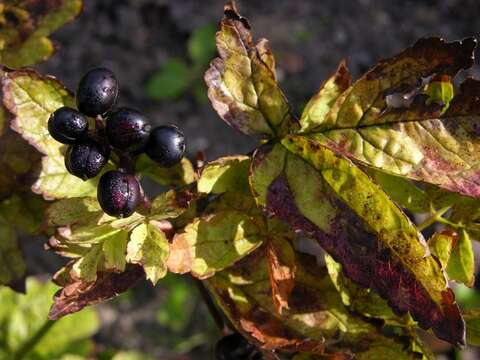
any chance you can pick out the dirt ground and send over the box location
[29,0,480,358]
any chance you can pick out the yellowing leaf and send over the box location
[126,223,169,285]
[136,155,195,186]
[103,232,128,272]
[204,2,295,137]
[72,244,103,282]
[198,155,250,194]
[149,190,193,221]
[0,0,82,68]
[446,229,475,287]
[250,140,465,345]
[47,197,102,227]
[2,69,96,199]
[167,211,263,279]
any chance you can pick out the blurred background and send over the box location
[14,0,480,358]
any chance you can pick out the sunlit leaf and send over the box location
[0,0,82,67]
[149,189,194,221]
[168,210,263,279]
[2,69,96,199]
[198,155,250,194]
[126,222,169,285]
[299,38,480,198]
[424,74,454,113]
[250,140,464,345]
[204,2,295,137]
[446,229,475,287]
[103,231,128,272]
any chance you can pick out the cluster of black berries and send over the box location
[48,68,186,218]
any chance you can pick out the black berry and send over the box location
[97,170,141,218]
[76,68,118,116]
[106,108,151,153]
[215,334,260,360]
[145,125,186,167]
[48,107,88,144]
[65,141,110,180]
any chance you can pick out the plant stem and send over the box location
[13,319,56,360]
[417,206,451,231]
[192,277,228,335]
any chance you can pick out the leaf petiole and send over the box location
[417,206,451,232]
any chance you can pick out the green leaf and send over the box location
[126,222,169,285]
[204,2,295,137]
[446,229,475,287]
[0,277,98,359]
[136,155,196,186]
[198,155,250,194]
[146,59,191,100]
[298,38,480,198]
[0,0,82,68]
[112,352,154,360]
[2,69,97,199]
[299,60,351,133]
[0,216,25,290]
[250,139,464,345]
[463,309,480,346]
[428,230,456,269]
[103,231,128,272]
[167,210,263,279]
[188,23,217,66]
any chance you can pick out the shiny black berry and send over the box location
[106,108,151,153]
[48,107,88,144]
[97,170,141,218]
[65,141,110,180]
[215,334,261,360]
[76,68,118,116]
[145,125,185,167]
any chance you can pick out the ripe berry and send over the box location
[106,108,151,153]
[145,125,186,167]
[215,334,260,360]
[76,67,118,116]
[97,170,141,218]
[65,141,110,180]
[48,107,88,144]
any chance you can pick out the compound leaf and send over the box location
[300,38,480,198]
[204,2,295,137]
[250,140,465,345]
[126,222,169,285]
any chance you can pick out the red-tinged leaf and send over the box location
[300,38,480,198]
[48,265,144,320]
[204,1,295,138]
[267,238,296,315]
[250,141,465,346]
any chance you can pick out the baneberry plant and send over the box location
[2,1,480,359]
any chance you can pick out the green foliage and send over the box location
[146,23,217,102]
[0,277,98,360]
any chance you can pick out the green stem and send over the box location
[13,319,56,360]
[417,206,451,231]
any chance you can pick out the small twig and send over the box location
[13,319,56,360]
[192,277,228,335]
[417,206,451,232]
